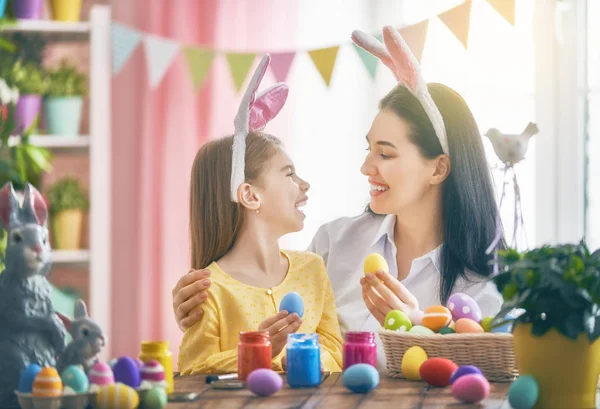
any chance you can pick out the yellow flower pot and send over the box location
[51,209,83,250]
[513,323,600,409]
[50,0,82,22]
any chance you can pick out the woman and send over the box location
[171,27,503,368]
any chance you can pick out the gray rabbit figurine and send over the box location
[56,299,105,374]
[0,182,67,408]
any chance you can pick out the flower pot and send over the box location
[44,96,83,136]
[50,0,82,22]
[513,323,600,409]
[13,0,44,20]
[0,0,7,19]
[51,209,83,250]
[15,94,41,133]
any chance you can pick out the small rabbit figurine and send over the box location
[0,183,67,408]
[56,299,105,373]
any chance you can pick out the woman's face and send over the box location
[361,109,438,215]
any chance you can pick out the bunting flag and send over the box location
[183,47,216,91]
[308,46,339,86]
[438,0,473,48]
[353,42,378,79]
[226,52,256,92]
[486,0,515,26]
[111,23,142,75]
[143,34,181,88]
[270,52,296,82]
[400,20,429,63]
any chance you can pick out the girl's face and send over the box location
[255,149,310,235]
[361,109,439,215]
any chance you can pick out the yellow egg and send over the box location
[96,383,140,409]
[32,367,62,397]
[401,346,428,381]
[455,318,485,334]
[363,253,389,275]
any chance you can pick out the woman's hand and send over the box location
[172,269,212,331]
[258,311,303,358]
[360,270,419,325]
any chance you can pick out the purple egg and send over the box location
[447,293,482,322]
[247,369,283,396]
[135,358,144,369]
[113,356,141,388]
[452,374,490,403]
[450,365,483,384]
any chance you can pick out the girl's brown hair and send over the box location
[189,132,281,269]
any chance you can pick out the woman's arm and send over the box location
[172,269,212,331]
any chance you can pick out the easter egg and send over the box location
[401,346,428,381]
[449,365,483,384]
[113,357,142,388]
[447,293,482,322]
[455,318,484,334]
[419,358,458,387]
[481,316,494,332]
[247,369,283,396]
[451,374,490,403]
[18,363,42,393]
[89,362,115,386]
[61,365,89,393]
[408,325,435,335]
[342,363,379,393]
[422,305,452,331]
[408,309,424,325]
[63,386,76,395]
[143,387,168,409]
[508,375,539,409]
[438,326,455,334]
[363,253,388,275]
[140,360,167,388]
[96,383,140,409]
[384,310,412,331]
[32,367,62,397]
[279,292,304,318]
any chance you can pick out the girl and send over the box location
[178,55,343,375]
[173,27,503,368]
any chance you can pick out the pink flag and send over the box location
[270,52,296,82]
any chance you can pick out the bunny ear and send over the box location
[22,183,48,226]
[351,30,400,82]
[0,183,21,229]
[74,299,88,319]
[381,26,422,92]
[56,312,72,331]
[249,83,289,131]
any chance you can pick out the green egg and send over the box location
[384,310,412,332]
[438,326,455,334]
[508,375,539,409]
[143,387,168,409]
[408,325,435,335]
[481,316,494,332]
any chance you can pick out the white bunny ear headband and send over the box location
[351,26,449,155]
[230,54,289,202]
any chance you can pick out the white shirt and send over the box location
[307,212,503,369]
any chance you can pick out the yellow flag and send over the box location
[308,46,340,87]
[226,52,256,92]
[183,47,215,91]
[438,1,473,49]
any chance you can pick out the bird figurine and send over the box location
[485,122,538,165]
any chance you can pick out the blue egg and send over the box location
[508,375,539,409]
[342,364,379,394]
[450,365,483,384]
[19,364,42,393]
[279,292,304,318]
[61,365,89,393]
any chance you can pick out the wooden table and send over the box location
[170,373,512,408]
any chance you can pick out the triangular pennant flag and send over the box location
[270,52,296,82]
[111,23,142,75]
[308,46,340,87]
[226,53,257,92]
[352,42,378,79]
[400,20,429,64]
[143,34,181,88]
[486,0,515,26]
[183,46,215,91]
[438,1,473,48]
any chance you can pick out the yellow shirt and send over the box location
[178,250,343,375]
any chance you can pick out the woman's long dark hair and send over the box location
[377,83,503,304]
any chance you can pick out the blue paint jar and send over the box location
[286,333,321,388]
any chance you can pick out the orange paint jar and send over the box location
[238,331,272,381]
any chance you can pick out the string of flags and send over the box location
[111,0,515,91]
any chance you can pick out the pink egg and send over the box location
[452,374,490,403]
[408,309,424,326]
[88,362,115,386]
[141,360,165,382]
[447,293,482,322]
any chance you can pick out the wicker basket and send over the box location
[378,329,518,382]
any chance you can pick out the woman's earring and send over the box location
[256,209,260,214]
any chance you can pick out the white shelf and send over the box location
[52,249,90,264]
[1,19,90,33]
[7,135,90,148]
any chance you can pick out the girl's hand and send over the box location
[360,270,419,325]
[172,269,212,331]
[258,311,302,358]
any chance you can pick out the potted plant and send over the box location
[47,177,88,250]
[50,0,82,22]
[13,0,44,20]
[4,60,48,134]
[44,60,86,136]
[493,242,600,409]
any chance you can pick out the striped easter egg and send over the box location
[96,383,140,409]
[32,367,62,397]
[141,360,165,382]
[422,305,453,332]
[89,362,115,386]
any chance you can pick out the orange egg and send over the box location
[455,318,485,334]
[422,306,452,331]
[32,367,62,397]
